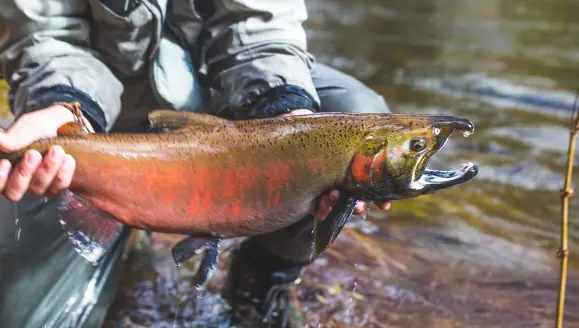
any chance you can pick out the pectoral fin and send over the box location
[193,237,221,287]
[148,110,229,132]
[171,236,210,264]
[313,196,359,258]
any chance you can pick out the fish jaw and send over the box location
[407,117,477,194]
[353,114,479,201]
[404,116,477,192]
[403,162,478,198]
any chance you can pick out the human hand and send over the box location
[280,109,392,219]
[0,105,84,201]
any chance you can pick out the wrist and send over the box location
[26,84,107,132]
[47,105,77,124]
[45,104,94,133]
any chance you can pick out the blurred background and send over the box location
[3,0,579,327]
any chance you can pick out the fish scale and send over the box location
[0,110,478,290]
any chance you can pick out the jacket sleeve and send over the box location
[201,0,321,119]
[0,0,124,132]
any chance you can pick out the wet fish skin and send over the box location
[0,110,477,284]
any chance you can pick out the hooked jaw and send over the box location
[408,117,478,195]
[410,162,478,191]
[431,117,475,139]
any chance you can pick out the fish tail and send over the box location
[56,189,126,265]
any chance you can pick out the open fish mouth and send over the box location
[405,117,478,196]
[410,162,478,191]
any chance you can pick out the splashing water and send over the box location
[56,189,125,265]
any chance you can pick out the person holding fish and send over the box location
[0,1,477,327]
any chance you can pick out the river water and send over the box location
[104,1,579,327]
[2,0,579,327]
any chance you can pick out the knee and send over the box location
[319,86,391,114]
[344,90,390,114]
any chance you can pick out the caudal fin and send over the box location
[56,189,126,264]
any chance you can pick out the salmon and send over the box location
[1,110,478,287]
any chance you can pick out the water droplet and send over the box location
[360,207,370,221]
[463,131,472,137]
[13,202,20,241]
[433,127,440,136]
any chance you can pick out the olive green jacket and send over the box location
[0,0,319,130]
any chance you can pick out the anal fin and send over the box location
[171,236,222,325]
[172,236,210,264]
[193,237,221,287]
[171,235,222,287]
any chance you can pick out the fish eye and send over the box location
[410,137,426,152]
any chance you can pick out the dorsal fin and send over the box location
[148,110,229,133]
[57,122,88,136]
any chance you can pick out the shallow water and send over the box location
[3,0,579,327]
[103,1,579,327]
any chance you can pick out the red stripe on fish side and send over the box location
[156,164,182,206]
[265,160,296,210]
[187,167,217,217]
[71,156,188,230]
[71,153,309,235]
[220,166,262,218]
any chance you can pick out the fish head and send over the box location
[349,114,478,200]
